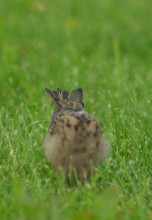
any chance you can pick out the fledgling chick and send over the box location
[43,88,110,183]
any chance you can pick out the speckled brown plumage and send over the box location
[43,88,110,184]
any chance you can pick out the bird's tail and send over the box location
[45,88,84,110]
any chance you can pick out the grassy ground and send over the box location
[0,0,152,219]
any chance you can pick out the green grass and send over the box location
[0,0,152,219]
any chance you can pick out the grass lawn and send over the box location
[0,0,152,219]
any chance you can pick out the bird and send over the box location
[43,88,110,184]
